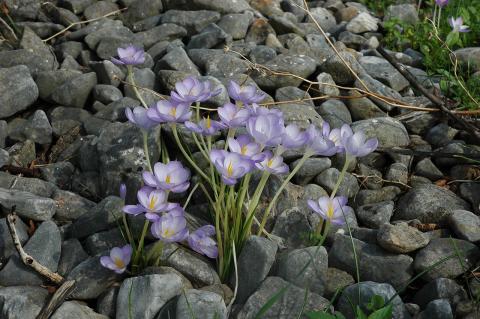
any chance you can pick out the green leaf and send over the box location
[305,311,347,319]
[356,306,368,319]
[367,304,393,319]
[366,295,385,311]
[445,31,459,47]
[254,286,289,319]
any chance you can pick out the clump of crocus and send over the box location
[100,245,132,274]
[151,208,189,242]
[125,107,157,130]
[143,161,190,193]
[171,76,221,104]
[210,150,254,185]
[308,196,350,226]
[448,17,470,33]
[147,100,192,124]
[227,80,266,105]
[185,116,226,136]
[111,46,145,65]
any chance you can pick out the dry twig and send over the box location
[6,210,64,284]
[36,280,76,319]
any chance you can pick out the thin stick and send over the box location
[42,7,126,42]
[376,46,480,142]
[36,280,76,319]
[6,211,64,284]
[0,16,18,41]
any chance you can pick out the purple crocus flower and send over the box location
[255,151,289,175]
[111,46,145,65]
[185,117,226,136]
[227,81,266,105]
[247,104,283,118]
[143,161,190,193]
[123,186,178,221]
[151,207,189,242]
[210,149,254,185]
[171,77,221,104]
[338,124,378,157]
[100,244,132,274]
[281,124,308,149]
[435,0,448,7]
[119,183,127,200]
[247,113,285,147]
[228,135,265,162]
[188,225,218,258]
[125,107,158,130]
[217,102,251,128]
[448,17,470,32]
[305,125,338,156]
[307,196,349,225]
[147,100,192,123]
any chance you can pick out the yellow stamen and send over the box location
[206,116,211,129]
[327,203,335,219]
[227,161,234,177]
[148,196,157,210]
[165,175,171,184]
[162,228,173,238]
[241,145,248,155]
[170,107,177,117]
[267,158,274,167]
[113,258,125,268]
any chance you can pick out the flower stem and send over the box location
[241,171,270,240]
[132,219,149,270]
[127,65,148,108]
[142,130,153,172]
[256,152,312,236]
[330,155,352,198]
[171,124,210,182]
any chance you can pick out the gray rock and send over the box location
[0,286,49,319]
[68,256,123,299]
[413,278,467,308]
[385,4,419,25]
[90,60,125,87]
[359,56,409,91]
[306,7,337,32]
[124,68,157,106]
[394,184,470,223]
[329,234,413,289]
[188,23,231,50]
[448,210,480,242]
[316,99,352,129]
[84,228,124,255]
[355,73,403,111]
[414,158,444,181]
[97,287,118,318]
[0,172,56,197]
[458,183,480,214]
[253,54,317,90]
[0,188,56,221]
[156,46,200,75]
[275,87,323,129]
[377,222,429,253]
[272,207,314,249]
[356,163,383,190]
[346,12,379,33]
[425,123,458,147]
[176,289,227,319]
[337,282,411,319]
[51,301,108,319]
[0,49,57,77]
[160,243,221,286]
[0,120,6,148]
[116,274,183,319]
[135,24,187,49]
[418,299,453,319]
[0,65,39,119]
[51,72,97,108]
[316,72,340,96]
[92,84,123,104]
[385,162,409,186]
[250,45,277,64]
[8,110,53,145]
[237,276,329,319]
[357,201,394,229]
[0,217,28,259]
[414,238,480,281]
[161,10,220,35]
[205,54,249,78]
[321,51,363,85]
[58,238,89,276]
[40,162,75,190]
[84,0,118,20]
[351,117,410,148]
[121,0,163,27]
[58,0,94,14]
[276,246,328,296]
[292,157,331,185]
[324,267,355,299]
[164,0,251,14]
[218,13,252,40]
[453,47,480,72]
[0,148,9,167]
[0,221,61,286]
[68,196,123,238]
[6,140,36,168]
[346,90,387,120]
[315,168,360,198]
[232,235,277,304]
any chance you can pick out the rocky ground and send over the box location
[0,0,479,318]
